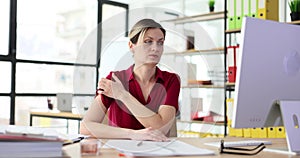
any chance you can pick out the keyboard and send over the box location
[205,140,272,148]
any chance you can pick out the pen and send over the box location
[136,141,143,146]
[63,137,85,146]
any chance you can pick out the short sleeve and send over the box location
[99,72,114,109]
[163,74,181,112]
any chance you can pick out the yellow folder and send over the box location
[257,128,268,138]
[267,127,277,138]
[257,0,279,21]
[250,128,259,138]
[243,128,251,137]
[275,126,286,138]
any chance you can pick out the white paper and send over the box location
[105,139,215,156]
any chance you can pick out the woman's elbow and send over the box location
[79,121,91,135]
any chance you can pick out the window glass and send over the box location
[16,0,98,64]
[15,96,94,127]
[16,63,96,94]
[0,0,9,55]
[101,4,127,51]
[0,97,10,125]
[0,62,11,93]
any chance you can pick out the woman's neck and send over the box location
[133,64,156,84]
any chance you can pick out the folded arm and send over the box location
[80,95,168,141]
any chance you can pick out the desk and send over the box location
[63,137,300,158]
[29,110,82,133]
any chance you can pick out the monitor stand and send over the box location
[265,100,300,155]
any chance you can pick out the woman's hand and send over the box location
[98,73,127,100]
[129,127,168,142]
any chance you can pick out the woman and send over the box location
[80,19,180,141]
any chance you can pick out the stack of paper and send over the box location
[105,139,215,157]
[0,133,63,158]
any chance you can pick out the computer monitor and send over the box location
[232,17,300,154]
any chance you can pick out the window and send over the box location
[17,0,97,63]
[0,97,10,124]
[0,62,11,93]
[14,0,98,126]
[2,0,128,127]
[0,0,9,55]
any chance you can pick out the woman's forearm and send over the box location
[80,120,132,139]
[119,91,174,133]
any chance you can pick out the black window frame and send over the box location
[2,0,128,125]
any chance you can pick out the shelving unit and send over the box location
[162,3,227,137]
[164,47,224,56]
[162,11,225,24]
[223,3,300,138]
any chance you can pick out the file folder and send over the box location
[250,0,258,18]
[275,126,286,138]
[243,0,251,17]
[228,127,236,137]
[235,0,244,29]
[267,127,276,138]
[257,128,267,138]
[228,0,236,30]
[235,128,243,137]
[250,128,259,138]
[243,128,251,137]
[257,0,279,21]
[226,98,234,122]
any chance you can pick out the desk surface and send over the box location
[63,137,300,158]
[30,110,82,119]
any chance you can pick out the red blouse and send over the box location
[99,65,180,129]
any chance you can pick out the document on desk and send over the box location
[105,139,215,156]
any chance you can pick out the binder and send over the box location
[250,0,258,18]
[267,127,277,138]
[227,46,238,83]
[235,128,243,137]
[228,127,237,137]
[243,128,251,137]
[250,128,259,138]
[257,0,279,21]
[226,98,234,121]
[257,128,268,138]
[235,0,244,29]
[275,126,286,138]
[228,0,236,30]
[243,0,251,17]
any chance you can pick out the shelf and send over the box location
[164,47,224,56]
[287,20,300,25]
[226,82,235,86]
[225,28,241,34]
[161,11,225,24]
[226,82,235,91]
[177,119,224,126]
[182,85,224,89]
[226,20,300,34]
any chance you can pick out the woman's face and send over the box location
[130,28,164,66]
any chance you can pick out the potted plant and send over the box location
[288,0,300,21]
[208,0,215,12]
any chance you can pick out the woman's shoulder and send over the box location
[106,66,133,80]
[157,67,178,75]
[157,67,180,80]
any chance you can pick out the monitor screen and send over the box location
[232,17,300,128]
